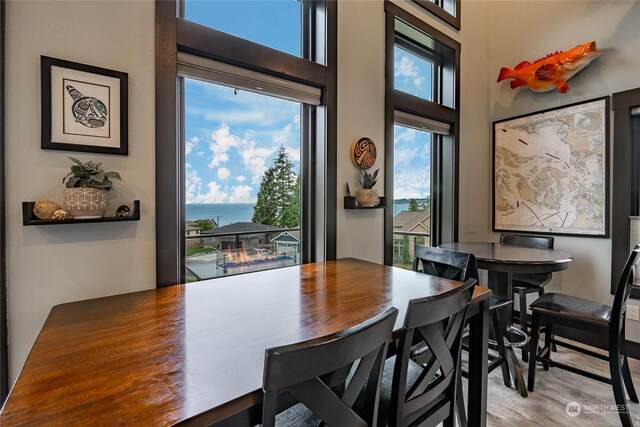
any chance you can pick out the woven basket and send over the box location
[64,188,108,219]
[356,189,380,207]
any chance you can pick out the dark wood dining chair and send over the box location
[377,278,476,426]
[528,245,640,427]
[261,307,398,427]
[500,233,555,362]
[413,245,526,401]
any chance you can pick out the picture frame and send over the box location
[492,96,609,237]
[41,56,128,155]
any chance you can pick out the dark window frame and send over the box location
[0,0,7,404]
[155,0,337,286]
[411,0,460,30]
[394,35,442,103]
[611,87,640,298]
[384,1,460,266]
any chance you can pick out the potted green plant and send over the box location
[357,168,380,207]
[62,157,122,218]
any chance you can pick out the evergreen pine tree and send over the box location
[252,146,300,228]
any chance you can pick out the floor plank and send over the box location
[462,335,640,426]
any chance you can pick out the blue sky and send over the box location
[183,1,431,204]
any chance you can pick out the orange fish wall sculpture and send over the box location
[497,41,602,93]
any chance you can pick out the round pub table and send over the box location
[439,241,573,396]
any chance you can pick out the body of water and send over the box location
[187,202,413,225]
[186,203,256,226]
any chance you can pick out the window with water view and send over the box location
[181,0,308,281]
[184,79,302,281]
[392,125,432,270]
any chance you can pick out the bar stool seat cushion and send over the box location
[512,272,552,289]
[275,404,320,426]
[530,292,612,327]
[490,294,513,310]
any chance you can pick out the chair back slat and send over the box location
[500,233,554,249]
[262,307,398,427]
[611,244,640,333]
[390,278,476,427]
[412,245,478,282]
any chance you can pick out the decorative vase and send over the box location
[356,188,380,207]
[64,188,108,219]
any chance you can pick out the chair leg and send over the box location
[528,313,540,392]
[491,309,511,388]
[456,366,467,427]
[543,323,552,371]
[519,289,528,363]
[610,348,634,427]
[622,354,639,403]
[504,343,528,397]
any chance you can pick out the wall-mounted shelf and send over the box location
[23,200,140,226]
[344,196,387,209]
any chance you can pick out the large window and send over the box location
[411,0,460,30]
[392,125,432,269]
[184,0,302,57]
[182,78,304,280]
[394,43,434,101]
[155,1,336,286]
[384,2,460,266]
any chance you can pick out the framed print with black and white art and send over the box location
[41,56,128,155]
[493,96,609,237]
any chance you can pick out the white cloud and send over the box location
[395,55,425,90]
[241,143,276,183]
[285,146,301,162]
[272,119,301,162]
[204,110,269,125]
[394,168,430,199]
[184,81,300,127]
[200,181,229,203]
[229,185,255,203]
[273,123,294,145]
[217,167,231,180]
[185,166,203,204]
[208,123,242,168]
[185,136,200,156]
[395,146,420,167]
[185,165,230,203]
[235,175,247,183]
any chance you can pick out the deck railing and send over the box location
[185,227,301,281]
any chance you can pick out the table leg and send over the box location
[487,270,528,397]
[468,298,489,427]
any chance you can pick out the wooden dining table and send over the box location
[0,258,492,427]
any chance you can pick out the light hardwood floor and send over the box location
[463,336,640,426]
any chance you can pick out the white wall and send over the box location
[336,0,386,263]
[5,1,156,382]
[335,0,462,263]
[478,0,640,340]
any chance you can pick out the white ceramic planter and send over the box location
[64,188,108,219]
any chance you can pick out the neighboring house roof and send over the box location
[185,224,200,233]
[393,209,431,233]
[272,231,300,243]
[186,218,219,228]
[201,222,283,236]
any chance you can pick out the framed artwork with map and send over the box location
[41,56,128,155]
[493,96,609,237]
